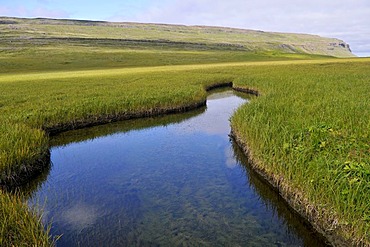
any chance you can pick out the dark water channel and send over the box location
[27,89,328,246]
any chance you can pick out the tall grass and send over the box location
[231,61,370,245]
[0,190,55,246]
[0,122,48,186]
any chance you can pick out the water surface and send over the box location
[28,90,328,246]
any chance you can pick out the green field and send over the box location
[0,17,369,246]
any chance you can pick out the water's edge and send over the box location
[231,128,349,247]
[6,82,341,246]
[46,82,260,136]
[1,82,229,188]
[34,87,329,246]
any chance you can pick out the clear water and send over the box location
[27,90,328,246]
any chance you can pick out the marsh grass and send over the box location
[231,61,370,245]
[0,190,56,247]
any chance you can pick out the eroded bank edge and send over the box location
[230,129,360,247]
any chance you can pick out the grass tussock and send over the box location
[0,122,48,186]
[0,190,55,246]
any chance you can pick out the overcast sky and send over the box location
[1,0,369,56]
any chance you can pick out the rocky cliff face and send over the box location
[299,40,353,57]
[287,40,354,57]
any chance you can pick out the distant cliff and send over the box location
[0,16,354,57]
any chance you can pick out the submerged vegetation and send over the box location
[0,17,369,246]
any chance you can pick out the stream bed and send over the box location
[27,89,328,246]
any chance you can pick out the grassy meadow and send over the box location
[0,17,369,246]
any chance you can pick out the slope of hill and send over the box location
[0,16,354,57]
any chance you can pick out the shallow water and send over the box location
[28,90,328,246]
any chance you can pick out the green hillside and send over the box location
[0,16,354,58]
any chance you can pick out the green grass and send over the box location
[0,39,329,74]
[1,57,369,246]
[231,61,370,245]
[0,16,369,246]
[0,16,354,58]
[0,190,56,247]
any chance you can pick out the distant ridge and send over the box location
[0,16,354,57]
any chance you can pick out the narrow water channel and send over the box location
[27,89,328,246]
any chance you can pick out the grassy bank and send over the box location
[231,61,370,245]
[1,57,369,245]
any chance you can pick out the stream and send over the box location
[27,89,328,246]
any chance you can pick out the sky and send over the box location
[1,0,369,56]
